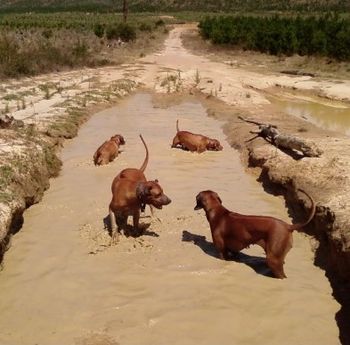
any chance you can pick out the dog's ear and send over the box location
[136,182,152,198]
[194,194,203,210]
[119,135,125,145]
[214,192,222,204]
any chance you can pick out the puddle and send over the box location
[0,93,339,345]
[269,94,350,135]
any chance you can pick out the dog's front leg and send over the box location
[132,210,141,236]
[219,249,230,260]
[213,234,230,260]
[109,209,119,244]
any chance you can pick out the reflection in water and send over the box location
[270,95,350,135]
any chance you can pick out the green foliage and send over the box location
[0,12,165,32]
[0,0,349,13]
[199,14,350,60]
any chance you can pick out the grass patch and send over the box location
[0,190,13,203]
[0,165,14,186]
[42,144,62,177]
[2,93,20,101]
[47,107,89,139]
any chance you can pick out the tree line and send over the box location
[199,14,350,60]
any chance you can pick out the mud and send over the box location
[0,92,339,345]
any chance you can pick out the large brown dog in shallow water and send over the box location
[109,135,171,241]
[93,134,125,166]
[171,120,223,153]
[194,190,315,278]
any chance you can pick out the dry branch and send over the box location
[239,116,323,157]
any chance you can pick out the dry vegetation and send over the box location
[0,13,168,79]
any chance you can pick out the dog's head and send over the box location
[136,180,171,209]
[206,139,223,151]
[194,190,222,211]
[110,134,125,146]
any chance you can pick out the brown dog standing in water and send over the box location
[194,190,315,278]
[109,135,171,241]
[93,134,125,165]
[171,120,223,153]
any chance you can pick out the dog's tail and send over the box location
[290,189,316,231]
[176,119,180,132]
[139,134,149,173]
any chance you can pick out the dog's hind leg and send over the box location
[266,253,287,279]
[132,210,142,236]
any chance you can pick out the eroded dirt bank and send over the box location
[1,24,350,344]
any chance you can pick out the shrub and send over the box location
[93,23,104,38]
[105,25,119,40]
[106,23,136,42]
[0,29,100,77]
[118,23,136,42]
[72,40,88,59]
[139,22,152,32]
[155,19,165,27]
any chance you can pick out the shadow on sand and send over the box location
[103,214,159,238]
[182,230,274,278]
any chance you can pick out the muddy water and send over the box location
[269,94,350,135]
[0,93,339,345]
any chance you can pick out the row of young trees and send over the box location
[199,14,350,60]
[0,0,349,13]
[0,11,166,42]
[0,12,141,31]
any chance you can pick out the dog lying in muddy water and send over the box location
[194,190,315,279]
[171,120,223,153]
[93,134,125,165]
[109,135,171,242]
